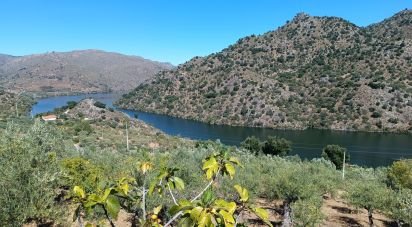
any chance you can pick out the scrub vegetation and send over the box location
[0,99,411,226]
[118,10,412,133]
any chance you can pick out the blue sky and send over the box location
[0,1,411,65]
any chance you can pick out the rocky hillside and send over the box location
[0,50,173,95]
[0,54,16,66]
[118,10,412,132]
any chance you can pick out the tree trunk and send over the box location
[281,202,292,227]
[103,205,116,227]
[368,209,373,227]
[77,215,84,227]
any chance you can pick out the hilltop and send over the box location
[0,50,173,95]
[118,10,412,132]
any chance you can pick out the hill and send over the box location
[117,10,412,132]
[0,54,16,66]
[0,50,173,95]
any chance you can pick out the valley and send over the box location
[0,4,411,227]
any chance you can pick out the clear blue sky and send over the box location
[0,0,410,65]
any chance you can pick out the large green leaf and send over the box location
[214,199,237,214]
[73,186,85,199]
[105,195,121,219]
[252,207,273,227]
[190,206,204,221]
[173,176,185,190]
[148,180,157,195]
[224,163,236,179]
[169,199,194,215]
[234,185,249,202]
[203,157,218,170]
[201,189,215,205]
[197,211,213,227]
[219,210,235,226]
[101,188,113,202]
[203,156,219,179]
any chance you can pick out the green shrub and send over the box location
[94,101,106,109]
[61,157,104,191]
[388,159,412,189]
[0,121,66,226]
[240,136,262,154]
[261,136,292,156]
[321,145,349,169]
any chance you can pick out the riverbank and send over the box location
[31,93,412,167]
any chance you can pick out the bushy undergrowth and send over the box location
[0,121,67,226]
[0,121,411,226]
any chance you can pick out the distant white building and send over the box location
[41,114,57,121]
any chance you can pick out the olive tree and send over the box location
[347,180,390,227]
[0,121,65,226]
[321,145,349,169]
[389,188,412,226]
[271,162,337,226]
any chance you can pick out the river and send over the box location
[31,93,412,167]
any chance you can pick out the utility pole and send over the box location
[126,121,129,152]
[342,151,346,180]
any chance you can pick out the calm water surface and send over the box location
[32,93,412,167]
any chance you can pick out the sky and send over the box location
[0,1,411,65]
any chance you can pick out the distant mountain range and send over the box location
[0,50,173,95]
[117,10,412,132]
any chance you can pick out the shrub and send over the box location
[261,136,292,156]
[388,159,412,189]
[371,111,382,118]
[240,136,262,154]
[0,121,66,226]
[66,101,78,109]
[94,101,106,109]
[61,157,104,191]
[321,145,349,169]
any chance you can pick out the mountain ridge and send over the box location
[117,10,412,132]
[0,49,174,95]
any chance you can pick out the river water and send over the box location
[31,93,412,167]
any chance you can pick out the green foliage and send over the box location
[73,120,93,135]
[240,136,262,154]
[66,101,78,109]
[346,180,391,226]
[202,148,241,180]
[261,136,292,156]
[94,101,107,109]
[389,188,412,225]
[149,167,185,195]
[61,157,104,191]
[0,121,65,226]
[321,144,349,169]
[291,196,324,227]
[388,159,412,189]
[72,178,133,226]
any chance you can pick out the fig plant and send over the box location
[71,148,272,226]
